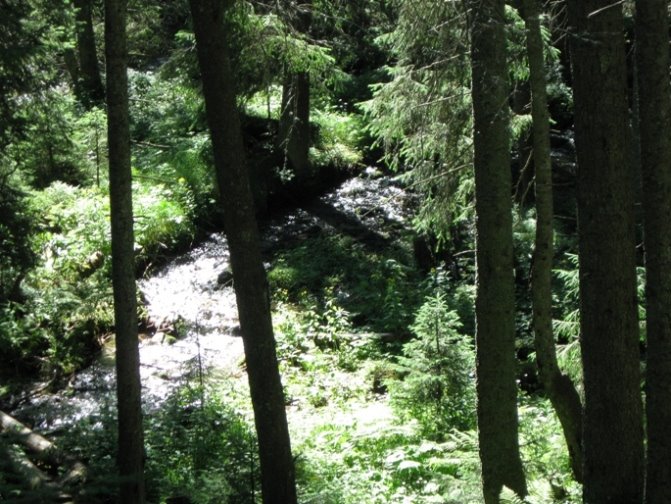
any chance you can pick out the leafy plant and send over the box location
[269,234,421,334]
[145,385,259,504]
[295,416,482,504]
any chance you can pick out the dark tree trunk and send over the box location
[469,0,527,501]
[278,0,312,180]
[188,1,298,503]
[279,71,311,179]
[567,1,644,502]
[63,48,80,93]
[521,0,583,483]
[636,1,671,502]
[104,0,145,502]
[75,0,105,106]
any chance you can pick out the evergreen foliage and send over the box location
[0,0,664,502]
[361,0,473,241]
[390,293,476,437]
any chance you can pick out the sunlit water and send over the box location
[10,174,414,432]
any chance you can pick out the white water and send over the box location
[11,174,414,432]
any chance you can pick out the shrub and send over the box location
[145,386,259,504]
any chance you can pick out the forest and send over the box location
[0,0,668,502]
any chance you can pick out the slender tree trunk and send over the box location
[469,1,527,501]
[636,1,671,502]
[521,0,583,483]
[75,0,105,106]
[278,0,312,180]
[188,2,297,503]
[567,1,644,502]
[63,48,80,93]
[279,71,311,178]
[104,0,145,502]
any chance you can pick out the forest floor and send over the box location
[3,173,581,503]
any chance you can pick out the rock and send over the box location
[364,166,383,179]
[217,268,234,286]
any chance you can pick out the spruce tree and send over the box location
[188,1,298,502]
[104,0,145,500]
[636,0,671,501]
[567,1,644,501]
[469,0,527,501]
[520,0,583,482]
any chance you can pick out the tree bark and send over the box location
[278,0,312,180]
[279,71,311,179]
[520,0,583,483]
[468,1,527,501]
[188,2,298,503]
[567,1,644,502]
[74,0,105,106]
[104,0,145,501]
[0,410,87,486]
[0,410,53,455]
[635,1,671,502]
[1,443,55,491]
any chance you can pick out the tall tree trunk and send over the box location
[520,0,583,483]
[75,0,105,106]
[469,1,527,501]
[188,2,298,503]
[279,71,310,179]
[278,0,312,180]
[104,0,145,502]
[636,1,671,502]
[63,48,80,93]
[567,1,644,502]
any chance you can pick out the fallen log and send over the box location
[2,442,54,490]
[0,410,87,487]
[0,410,54,456]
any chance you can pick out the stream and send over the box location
[9,172,416,433]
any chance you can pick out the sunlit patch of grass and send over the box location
[311,108,364,168]
[243,85,284,119]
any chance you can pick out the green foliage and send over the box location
[54,385,259,503]
[0,302,49,373]
[129,71,206,144]
[165,2,338,101]
[0,183,114,374]
[268,234,421,334]
[8,90,92,188]
[29,183,110,275]
[0,177,36,303]
[553,253,581,343]
[551,252,646,386]
[145,386,259,504]
[0,157,198,374]
[310,107,364,168]
[296,415,483,503]
[505,5,561,86]
[127,71,217,224]
[390,293,476,438]
[360,0,474,241]
[363,1,565,243]
[245,86,365,170]
[516,399,582,503]
[273,301,313,368]
[0,0,47,148]
[547,79,574,128]
[134,179,197,260]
